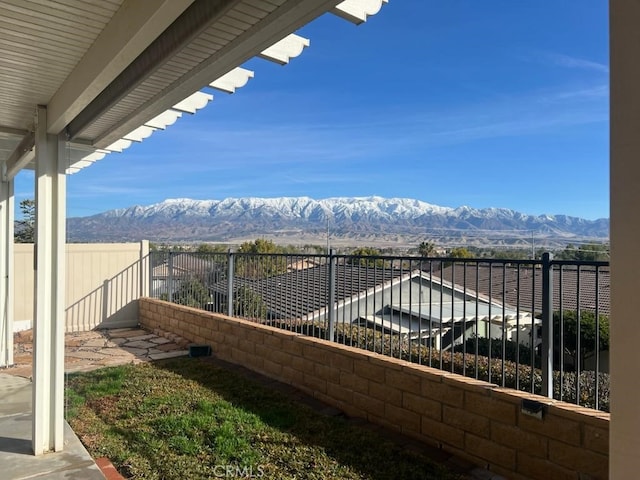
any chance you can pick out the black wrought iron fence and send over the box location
[149,250,610,411]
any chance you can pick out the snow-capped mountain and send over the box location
[67,196,609,244]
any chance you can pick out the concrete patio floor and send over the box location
[0,327,190,479]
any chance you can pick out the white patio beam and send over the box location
[3,132,35,181]
[0,126,29,137]
[32,106,66,455]
[66,0,238,140]
[0,178,14,368]
[46,0,195,135]
[93,0,344,149]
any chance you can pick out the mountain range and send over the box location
[66,196,609,247]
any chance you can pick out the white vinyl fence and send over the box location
[14,241,149,332]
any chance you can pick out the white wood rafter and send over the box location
[259,34,310,65]
[171,91,214,114]
[209,67,254,93]
[122,125,156,142]
[144,110,183,129]
[332,0,389,25]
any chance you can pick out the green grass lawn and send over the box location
[65,358,463,480]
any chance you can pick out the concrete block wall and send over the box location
[139,298,609,480]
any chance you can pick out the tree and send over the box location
[15,199,35,243]
[195,243,228,265]
[238,238,282,254]
[553,310,610,370]
[232,285,267,319]
[172,277,210,309]
[196,243,227,254]
[235,239,287,278]
[557,243,609,262]
[448,247,473,259]
[347,247,387,267]
[418,241,437,258]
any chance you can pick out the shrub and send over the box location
[552,310,610,371]
[173,277,210,309]
[454,337,539,368]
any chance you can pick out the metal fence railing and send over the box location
[149,250,610,411]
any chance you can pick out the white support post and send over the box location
[32,105,66,455]
[610,1,640,476]
[0,177,14,367]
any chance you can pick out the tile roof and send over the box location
[434,264,610,316]
[213,262,407,320]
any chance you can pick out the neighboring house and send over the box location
[152,253,223,297]
[286,258,322,272]
[210,262,405,320]
[158,257,608,359]
[151,263,192,297]
[433,264,610,316]
[433,263,611,371]
[348,271,536,352]
[208,262,537,352]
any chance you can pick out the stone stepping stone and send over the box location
[156,343,181,352]
[126,334,157,342]
[148,351,189,360]
[119,347,148,356]
[150,337,172,345]
[124,340,157,349]
[107,329,149,338]
[66,351,108,361]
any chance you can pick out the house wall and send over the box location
[140,297,609,480]
[610,2,640,476]
[15,241,149,332]
[331,276,463,326]
[335,277,538,352]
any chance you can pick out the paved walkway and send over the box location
[7,327,190,378]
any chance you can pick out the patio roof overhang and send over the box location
[0,0,388,177]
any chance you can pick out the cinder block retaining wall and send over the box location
[140,298,609,480]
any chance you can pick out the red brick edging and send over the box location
[95,457,126,480]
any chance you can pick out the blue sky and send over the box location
[16,0,609,220]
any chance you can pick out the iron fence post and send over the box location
[541,252,554,398]
[327,249,336,342]
[227,249,234,317]
[167,251,174,303]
